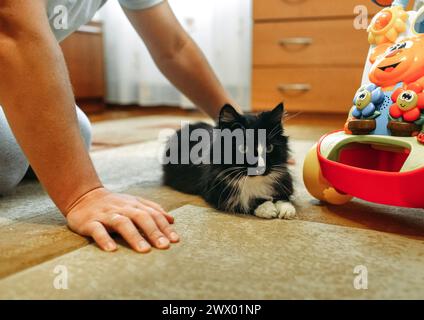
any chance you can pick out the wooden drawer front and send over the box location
[61,23,105,99]
[252,67,363,113]
[254,0,379,21]
[253,19,369,67]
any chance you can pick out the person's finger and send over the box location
[136,202,175,225]
[131,210,170,249]
[150,211,179,243]
[138,198,174,223]
[163,212,175,224]
[86,221,117,252]
[106,214,151,253]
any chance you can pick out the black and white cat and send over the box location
[162,103,296,219]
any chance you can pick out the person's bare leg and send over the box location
[24,106,93,180]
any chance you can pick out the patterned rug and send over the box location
[0,115,423,299]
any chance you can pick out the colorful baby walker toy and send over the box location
[303,0,424,208]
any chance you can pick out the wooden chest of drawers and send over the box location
[251,0,380,113]
[61,22,105,114]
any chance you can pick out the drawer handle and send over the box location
[278,84,312,92]
[278,37,313,46]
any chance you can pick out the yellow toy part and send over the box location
[396,90,418,111]
[355,87,372,110]
[367,6,408,45]
[303,144,353,205]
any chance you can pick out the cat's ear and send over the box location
[269,102,285,126]
[219,104,241,126]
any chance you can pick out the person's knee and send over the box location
[0,161,28,195]
[76,107,92,150]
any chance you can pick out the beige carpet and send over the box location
[1,205,423,300]
[0,115,423,299]
[90,115,210,151]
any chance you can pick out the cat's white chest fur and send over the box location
[230,171,296,219]
[233,172,278,212]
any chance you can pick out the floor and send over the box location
[0,108,423,299]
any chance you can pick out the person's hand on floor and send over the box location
[65,187,179,253]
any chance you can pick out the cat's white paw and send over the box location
[254,201,278,219]
[275,201,296,220]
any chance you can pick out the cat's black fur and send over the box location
[162,103,293,214]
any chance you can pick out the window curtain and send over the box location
[98,0,252,110]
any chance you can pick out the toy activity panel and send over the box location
[303,0,424,209]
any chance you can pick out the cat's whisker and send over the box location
[267,125,281,139]
[210,168,242,187]
[268,129,283,141]
[219,170,245,208]
[266,128,277,137]
[216,166,244,176]
[226,171,246,210]
[283,111,303,122]
[213,167,245,184]
[206,174,239,196]
[215,166,244,176]
[280,184,292,195]
[272,166,287,169]
[206,168,245,196]
[268,173,292,195]
[273,169,288,174]
[238,175,249,214]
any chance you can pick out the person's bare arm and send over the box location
[122,1,242,120]
[0,0,178,252]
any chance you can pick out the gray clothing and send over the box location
[0,107,92,195]
[47,0,164,42]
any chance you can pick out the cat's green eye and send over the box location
[238,144,248,154]
[266,144,274,153]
